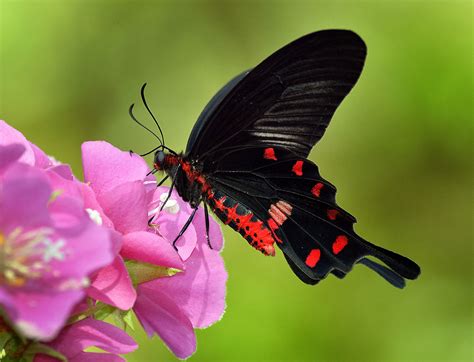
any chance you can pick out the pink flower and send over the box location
[81,141,228,359]
[35,318,137,362]
[0,123,115,341]
[1,120,228,359]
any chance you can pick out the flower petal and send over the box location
[81,141,150,197]
[78,182,115,229]
[193,206,224,251]
[0,120,35,165]
[88,257,136,310]
[29,141,53,169]
[100,181,149,234]
[0,163,51,233]
[121,231,183,270]
[135,286,196,359]
[144,240,227,329]
[152,187,197,260]
[0,144,25,173]
[7,289,84,341]
[46,318,137,359]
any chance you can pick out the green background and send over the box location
[1,1,472,361]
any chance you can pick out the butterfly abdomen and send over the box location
[206,189,278,256]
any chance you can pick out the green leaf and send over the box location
[125,260,181,286]
[23,342,67,361]
[112,309,135,331]
[93,303,116,321]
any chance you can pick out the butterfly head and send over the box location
[153,149,166,170]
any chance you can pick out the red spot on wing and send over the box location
[263,148,277,160]
[292,160,304,176]
[311,183,324,197]
[267,218,283,243]
[268,200,293,226]
[332,235,348,254]
[305,249,321,268]
[327,209,338,220]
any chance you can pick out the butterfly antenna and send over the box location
[129,103,163,145]
[141,83,166,147]
[140,146,161,157]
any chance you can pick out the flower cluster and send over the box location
[0,120,227,361]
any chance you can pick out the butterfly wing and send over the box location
[205,147,420,286]
[184,29,420,286]
[186,29,366,164]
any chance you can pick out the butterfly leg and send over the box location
[204,202,213,249]
[156,174,169,187]
[158,166,180,213]
[172,206,199,251]
[148,169,178,224]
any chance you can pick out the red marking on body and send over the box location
[225,205,240,225]
[327,209,338,220]
[332,235,348,254]
[305,249,321,268]
[213,196,227,212]
[263,148,277,160]
[180,160,211,193]
[207,194,277,256]
[311,183,324,197]
[292,160,304,176]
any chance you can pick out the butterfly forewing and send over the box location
[186,30,367,162]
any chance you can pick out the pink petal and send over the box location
[49,164,74,180]
[153,187,197,260]
[193,206,224,251]
[47,318,137,358]
[100,181,148,234]
[78,182,115,229]
[0,120,35,165]
[88,257,136,310]
[144,240,227,328]
[0,164,51,233]
[29,142,52,169]
[81,141,150,197]
[0,144,25,172]
[135,286,196,359]
[7,289,84,341]
[121,231,183,270]
[50,213,115,278]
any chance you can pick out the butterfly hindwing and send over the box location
[206,146,419,285]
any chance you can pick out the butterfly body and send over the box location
[155,152,278,255]
[150,30,420,287]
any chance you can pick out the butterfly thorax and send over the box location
[154,152,206,208]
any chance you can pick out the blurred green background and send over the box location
[1,1,472,361]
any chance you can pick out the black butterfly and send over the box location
[131,29,420,288]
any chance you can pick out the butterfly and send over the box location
[131,29,420,288]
